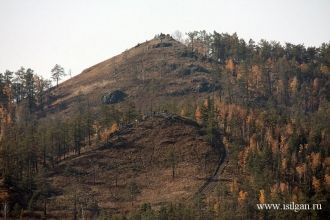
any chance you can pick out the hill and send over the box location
[43,113,223,218]
[45,34,219,117]
[0,31,329,219]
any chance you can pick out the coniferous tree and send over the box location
[51,64,65,87]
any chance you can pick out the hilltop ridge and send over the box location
[45,34,219,116]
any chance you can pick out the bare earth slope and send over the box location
[45,114,221,218]
[44,34,219,116]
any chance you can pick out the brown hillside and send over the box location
[45,34,219,116]
[45,114,221,218]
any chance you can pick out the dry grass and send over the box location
[46,116,219,216]
[43,35,217,118]
[37,35,223,218]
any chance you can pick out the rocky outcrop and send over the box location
[101,90,127,104]
[180,64,210,76]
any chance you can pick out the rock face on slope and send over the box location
[102,90,127,104]
[45,34,219,116]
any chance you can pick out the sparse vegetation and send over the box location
[0,31,329,218]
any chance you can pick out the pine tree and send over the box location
[51,64,65,87]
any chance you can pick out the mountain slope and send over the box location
[44,114,222,218]
[45,34,219,116]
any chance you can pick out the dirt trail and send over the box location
[191,131,228,199]
[196,151,228,196]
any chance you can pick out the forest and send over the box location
[0,31,329,219]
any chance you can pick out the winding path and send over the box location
[191,131,229,199]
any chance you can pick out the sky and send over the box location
[0,0,329,81]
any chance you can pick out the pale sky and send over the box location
[0,0,329,81]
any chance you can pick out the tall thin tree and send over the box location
[51,64,65,87]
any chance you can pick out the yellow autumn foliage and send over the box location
[92,123,101,136]
[320,64,329,74]
[285,123,294,135]
[281,158,287,170]
[238,190,248,205]
[230,178,239,193]
[324,174,330,187]
[180,108,186,117]
[238,150,246,169]
[195,106,202,123]
[292,193,298,203]
[246,114,253,125]
[300,63,309,73]
[100,123,119,141]
[310,152,321,171]
[312,78,320,93]
[249,133,258,152]
[279,135,289,155]
[213,202,220,213]
[265,129,278,154]
[296,164,306,179]
[225,58,235,72]
[110,123,119,132]
[289,76,298,95]
[280,182,288,193]
[251,65,262,88]
[312,176,321,192]
[203,99,209,108]
[259,190,266,204]
[270,184,278,199]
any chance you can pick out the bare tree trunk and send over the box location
[43,199,47,218]
[73,194,77,220]
[3,202,8,220]
[93,166,96,185]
